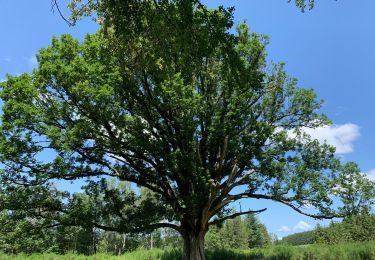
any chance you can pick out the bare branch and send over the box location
[228,169,255,191]
[143,222,183,233]
[93,222,183,234]
[51,0,74,26]
[218,160,238,193]
[210,192,338,221]
[276,200,339,220]
[209,208,267,226]
[208,169,255,217]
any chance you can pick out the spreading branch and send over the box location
[93,222,183,234]
[208,208,267,226]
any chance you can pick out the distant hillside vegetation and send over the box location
[280,230,315,246]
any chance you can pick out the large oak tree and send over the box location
[1,1,373,259]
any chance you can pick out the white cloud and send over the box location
[303,123,360,154]
[0,78,5,83]
[302,202,313,209]
[26,55,38,67]
[277,225,291,232]
[365,168,375,182]
[293,221,313,231]
[3,57,12,62]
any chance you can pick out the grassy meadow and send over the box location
[1,241,374,260]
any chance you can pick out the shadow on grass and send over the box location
[205,248,295,260]
[205,249,264,260]
[159,249,181,260]
[158,248,279,260]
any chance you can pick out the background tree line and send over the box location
[279,213,375,246]
[0,213,178,255]
[205,214,273,250]
[0,180,272,255]
[0,211,272,255]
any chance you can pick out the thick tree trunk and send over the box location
[182,230,206,260]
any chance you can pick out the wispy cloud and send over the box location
[3,57,12,62]
[25,55,38,68]
[276,225,291,232]
[302,202,313,209]
[365,168,375,182]
[293,221,313,231]
[303,123,360,154]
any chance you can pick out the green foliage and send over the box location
[160,228,182,249]
[314,214,375,244]
[224,216,249,249]
[1,5,369,233]
[0,210,98,255]
[246,214,271,248]
[0,0,371,258]
[1,241,375,260]
[55,226,97,255]
[289,0,315,12]
[0,212,56,254]
[205,215,271,250]
[0,179,184,255]
[280,230,315,246]
[67,0,322,27]
[280,214,375,247]
[333,163,375,216]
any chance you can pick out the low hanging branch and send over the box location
[208,208,267,226]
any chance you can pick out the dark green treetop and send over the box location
[66,0,322,26]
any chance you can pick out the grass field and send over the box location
[1,241,374,259]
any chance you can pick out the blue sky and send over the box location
[1,0,374,238]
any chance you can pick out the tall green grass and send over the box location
[1,241,374,259]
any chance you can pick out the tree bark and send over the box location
[182,230,206,260]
